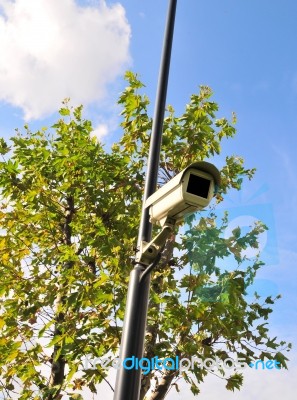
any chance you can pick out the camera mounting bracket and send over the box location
[135,217,175,266]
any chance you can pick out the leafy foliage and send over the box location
[0,73,290,399]
[0,99,142,398]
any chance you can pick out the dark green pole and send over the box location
[113,1,177,399]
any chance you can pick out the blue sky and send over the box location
[0,0,296,398]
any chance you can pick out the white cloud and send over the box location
[90,122,108,140]
[80,360,297,400]
[168,364,297,400]
[0,0,131,120]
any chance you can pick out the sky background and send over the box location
[0,0,296,398]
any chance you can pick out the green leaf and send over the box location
[226,373,243,391]
[59,107,70,116]
[274,352,289,369]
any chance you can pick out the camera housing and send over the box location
[145,161,220,226]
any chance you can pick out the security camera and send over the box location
[135,161,220,265]
[145,161,220,226]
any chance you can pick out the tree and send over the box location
[0,72,290,399]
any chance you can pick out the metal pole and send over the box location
[113,1,177,399]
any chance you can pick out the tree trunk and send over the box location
[48,293,66,399]
[47,196,75,399]
[140,234,177,400]
[139,323,158,400]
[147,370,178,400]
